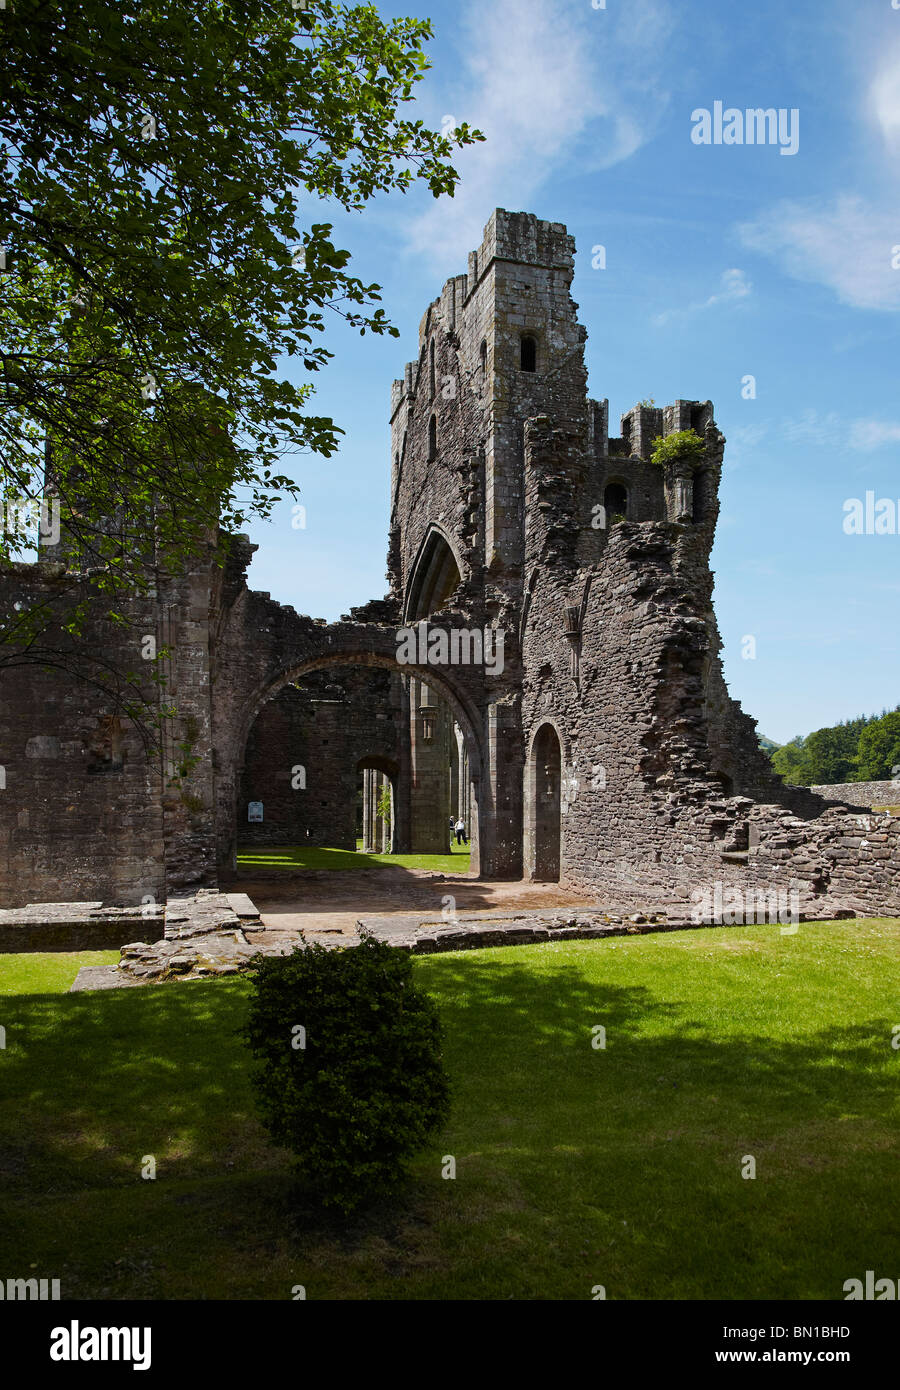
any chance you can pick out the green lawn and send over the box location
[0,919,897,1299]
[236,842,471,873]
[0,949,120,997]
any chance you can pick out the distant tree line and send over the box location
[766,708,900,786]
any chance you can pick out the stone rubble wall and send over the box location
[811,780,900,808]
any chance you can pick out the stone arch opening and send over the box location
[226,649,483,877]
[603,481,629,522]
[520,334,537,372]
[525,721,563,882]
[404,525,463,622]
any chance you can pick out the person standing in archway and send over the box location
[454,817,468,846]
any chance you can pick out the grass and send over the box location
[0,918,897,1299]
[236,841,471,874]
[0,950,119,997]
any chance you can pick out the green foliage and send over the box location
[855,710,900,783]
[650,429,706,469]
[242,934,451,1213]
[768,707,900,785]
[375,782,392,827]
[0,0,482,666]
[770,736,808,784]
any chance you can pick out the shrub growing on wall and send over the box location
[243,935,451,1213]
[650,429,706,469]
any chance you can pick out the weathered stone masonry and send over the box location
[0,208,897,920]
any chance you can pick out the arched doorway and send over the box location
[526,722,562,882]
[224,650,483,877]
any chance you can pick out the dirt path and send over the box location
[236,868,593,944]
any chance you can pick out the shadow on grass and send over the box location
[1,945,898,1297]
[2,953,896,1181]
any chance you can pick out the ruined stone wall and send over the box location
[519,502,861,910]
[811,780,899,808]
[0,553,218,908]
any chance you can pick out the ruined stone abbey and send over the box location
[2,210,898,921]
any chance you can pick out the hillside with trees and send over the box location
[766,708,900,787]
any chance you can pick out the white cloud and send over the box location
[737,42,900,310]
[653,267,752,325]
[739,194,900,312]
[722,409,900,455]
[782,409,844,448]
[847,418,900,451]
[404,0,673,267]
[870,48,900,149]
[706,268,752,306]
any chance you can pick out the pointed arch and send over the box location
[404,523,465,622]
[525,720,563,881]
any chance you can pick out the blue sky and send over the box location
[244,0,900,746]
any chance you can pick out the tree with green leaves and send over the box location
[0,0,481,679]
[855,710,900,782]
[770,735,807,785]
[768,708,900,786]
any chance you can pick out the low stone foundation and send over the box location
[66,888,867,992]
[811,780,900,810]
[0,902,164,954]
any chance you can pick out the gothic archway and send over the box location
[224,648,483,878]
[525,721,563,882]
[404,524,464,622]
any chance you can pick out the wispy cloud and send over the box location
[782,409,844,448]
[737,42,900,311]
[653,267,752,325]
[721,410,900,456]
[739,194,900,312]
[847,418,900,451]
[403,0,674,268]
[870,46,900,149]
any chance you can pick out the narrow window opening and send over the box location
[428,414,437,459]
[520,335,537,372]
[692,470,709,523]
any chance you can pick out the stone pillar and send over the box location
[393,677,412,853]
[477,695,522,878]
[409,678,452,853]
[449,737,459,826]
[461,742,471,828]
[362,767,376,852]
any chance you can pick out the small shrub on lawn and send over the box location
[242,935,451,1213]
